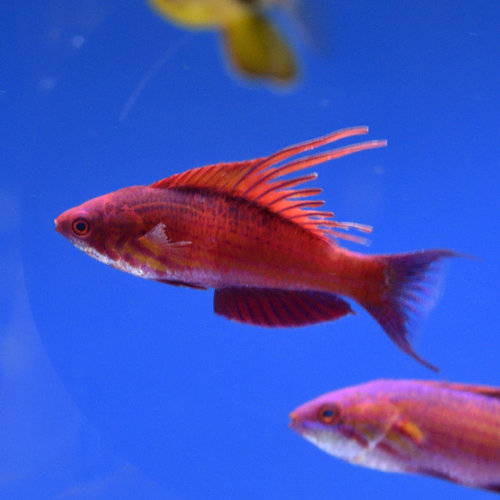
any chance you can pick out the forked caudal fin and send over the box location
[362,250,457,372]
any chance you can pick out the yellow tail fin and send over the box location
[222,11,297,83]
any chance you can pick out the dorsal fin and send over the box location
[422,381,500,400]
[151,127,386,243]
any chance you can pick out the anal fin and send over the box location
[213,287,353,327]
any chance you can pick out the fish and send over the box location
[54,126,455,370]
[148,0,302,83]
[289,379,500,493]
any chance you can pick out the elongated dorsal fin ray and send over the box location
[150,127,386,243]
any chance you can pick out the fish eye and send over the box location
[317,403,341,425]
[72,217,90,236]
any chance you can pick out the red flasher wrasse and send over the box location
[289,379,500,493]
[54,127,456,370]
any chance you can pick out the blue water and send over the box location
[3,1,500,498]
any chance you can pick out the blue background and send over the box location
[2,1,500,498]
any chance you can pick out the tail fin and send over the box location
[222,12,297,83]
[362,250,456,372]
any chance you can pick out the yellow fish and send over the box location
[148,0,299,83]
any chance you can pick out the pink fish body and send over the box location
[55,127,455,369]
[290,379,500,492]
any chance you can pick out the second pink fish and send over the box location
[290,379,500,493]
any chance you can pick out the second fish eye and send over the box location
[72,217,90,236]
[318,404,341,425]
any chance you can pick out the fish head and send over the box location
[289,383,400,466]
[55,186,147,266]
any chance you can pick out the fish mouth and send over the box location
[288,411,304,433]
[54,216,62,233]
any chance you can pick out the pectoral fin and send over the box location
[138,223,191,254]
[385,417,424,454]
[222,12,297,82]
[213,287,353,327]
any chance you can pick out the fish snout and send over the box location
[289,411,304,432]
[54,214,70,236]
[54,213,72,236]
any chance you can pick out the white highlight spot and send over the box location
[71,35,85,49]
[38,77,57,92]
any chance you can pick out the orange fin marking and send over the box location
[151,127,386,243]
[391,418,424,446]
